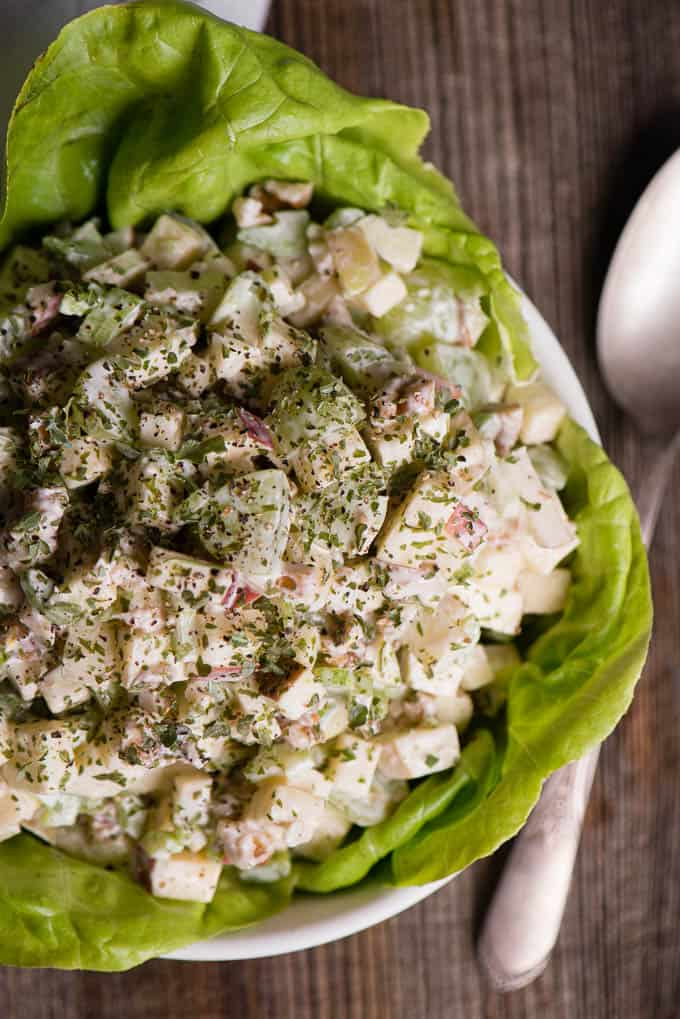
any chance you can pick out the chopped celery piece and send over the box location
[293,462,388,559]
[43,220,110,270]
[145,269,225,322]
[412,341,494,411]
[195,469,291,584]
[209,271,267,337]
[237,210,309,257]
[83,249,150,288]
[72,358,139,443]
[268,365,365,452]
[324,208,364,230]
[62,286,145,346]
[0,246,51,305]
[527,443,569,491]
[374,259,488,348]
[110,313,198,389]
[321,323,409,394]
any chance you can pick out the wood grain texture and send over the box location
[1,1,679,1015]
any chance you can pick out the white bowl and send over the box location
[167,289,600,961]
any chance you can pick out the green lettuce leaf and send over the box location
[0,0,651,969]
[0,834,293,971]
[0,0,534,379]
[294,730,499,893]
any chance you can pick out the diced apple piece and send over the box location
[484,643,521,675]
[292,427,370,492]
[378,724,460,779]
[84,249,150,287]
[460,584,523,636]
[377,471,463,569]
[519,568,571,614]
[177,352,215,396]
[4,719,89,794]
[460,644,494,691]
[500,447,578,573]
[105,225,135,252]
[506,382,566,445]
[327,226,381,296]
[147,548,233,603]
[233,196,272,227]
[355,272,407,317]
[208,332,260,390]
[260,266,305,317]
[59,437,113,489]
[326,734,380,799]
[141,214,213,269]
[295,803,352,861]
[246,781,325,847]
[263,180,314,208]
[193,608,263,673]
[431,692,474,728]
[120,625,179,689]
[449,412,494,491]
[288,274,339,327]
[528,444,569,491]
[402,650,456,697]
[261,667,326,721]
[377,472,451,566]
[69,714,173,798]
[60,620,119,685]
[238,210,310,258]
[107,316,196,392]
[522,499,579,574]
[0,566,22,615]
[365,421,417,472]
[419,407,452,444]
[476,403,524,456]
[140,402,186,452]
[357,215,423,273]
[0,789,21,842]
[453,542,524,635]
[172,770,212,846]
[150,851,222,902]
[317,699,350,742]
[145,269,225,321]
[124,453,185,532]
[402,596,479,695]
[40,666,92,715]
[469,542,523,591]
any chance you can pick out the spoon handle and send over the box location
[477,431,679,992]
[477,749,599,991]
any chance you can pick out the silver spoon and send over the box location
[478,147,680,991]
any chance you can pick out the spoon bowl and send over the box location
[598,147,680,436]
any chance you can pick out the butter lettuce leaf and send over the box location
[0,834,293,971]
[0,0,533,379]
[0,0,651,969]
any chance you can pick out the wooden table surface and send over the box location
[2,1,679,1016]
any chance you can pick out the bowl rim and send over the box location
[166,286,600,962]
